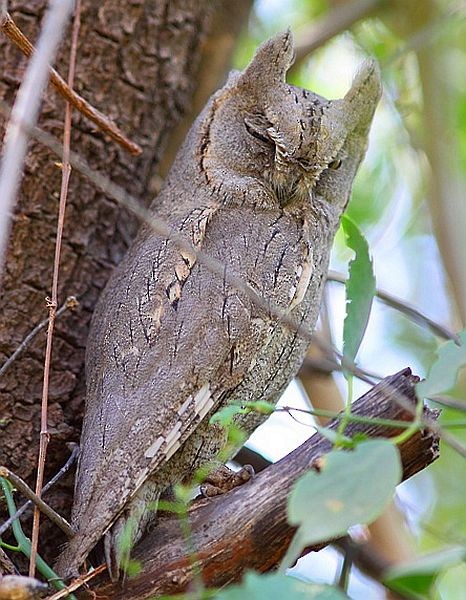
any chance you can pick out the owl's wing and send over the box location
[57,206,268,575]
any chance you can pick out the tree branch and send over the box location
[293,0,386,66]
[89,369,439,599]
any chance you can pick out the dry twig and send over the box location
[45,564,107,600]
[327,270,460,343]
[0,296,78,379]
[29,0,80,577]
[0,443,79,538]
[0,467,74,538]
[0,11,142,157]
[391,387,466,458]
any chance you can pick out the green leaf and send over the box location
[437,563,466,600]
[210,405,247,427]
[214,572,348,600]
[383,546,466,599]
[243,400,275,415]
[282,440,401,569]
[211,401,275,428]
[341,215,376,375]
[225,424,247,447]
[124,558,142,578]
[416,329,466,398]
[313,425,353,447]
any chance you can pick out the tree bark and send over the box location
[0,0,251,563]
[90,369,439,599]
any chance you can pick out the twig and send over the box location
[362,371,466,457]
[0,443,79,538]
[45,563,106,600]
[29,0,80,577]
[333,537,390,583]
[0,0,75,282]
[300,347,381,385]
[278,405,418,431]
[428,395,466,412]
[391,390,466,458]
[0,296,78,378]
[336,544,352,593]
[327,270,460,343]
[0,467,74,538]
[0,547,17,575]
[293,0,386,64]
[310,332,381,383]
[0,11,142,156]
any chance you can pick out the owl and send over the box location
[55,30,381,580]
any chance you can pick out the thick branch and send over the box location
[91,369,439,599]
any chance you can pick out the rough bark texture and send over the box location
[89,369,439,599]
[0,0,251,563]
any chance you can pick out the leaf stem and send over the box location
[391,398,424,446]
[336,375,354,445]
[0,540,20,551]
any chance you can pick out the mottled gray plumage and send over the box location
[55,31,381,579]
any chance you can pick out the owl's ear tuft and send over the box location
[239,30,295,89]
[343,59,382,132]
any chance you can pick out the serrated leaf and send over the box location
[214,571,348,600]
[341,215,376,375]
[416,329,466,398]
[383,546,466,599]
[282,440,401,569]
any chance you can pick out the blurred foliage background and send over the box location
[232,1,466,598]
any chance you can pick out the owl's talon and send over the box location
[200,464,255,497]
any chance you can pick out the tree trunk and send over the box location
[0,0,251,563]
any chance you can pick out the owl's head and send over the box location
[202,30,381,212]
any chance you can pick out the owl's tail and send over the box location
[55,484,162,582]
[54,531,96,582]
